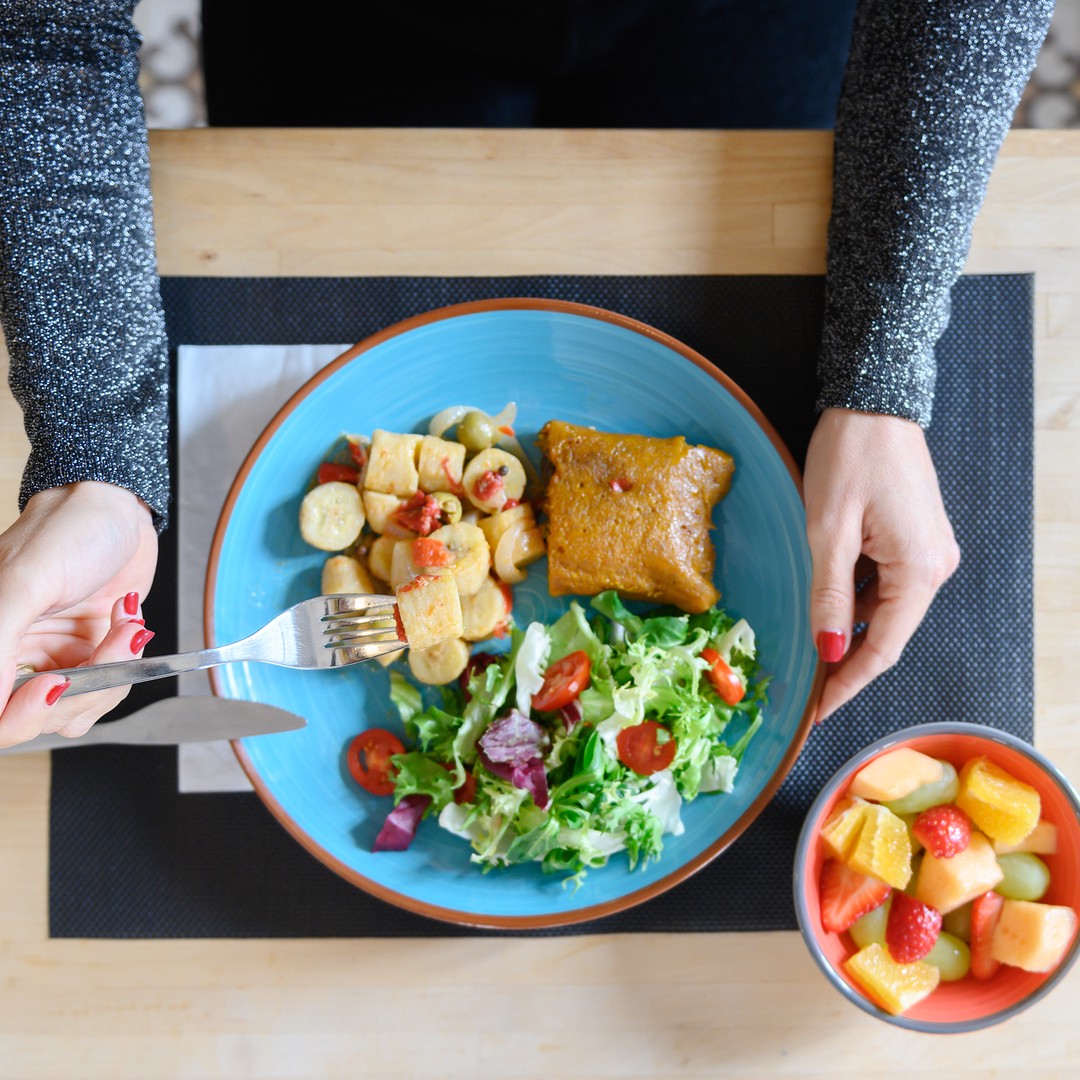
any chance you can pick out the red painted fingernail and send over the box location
[130,628,155,654]
[124,592,139,616]
[817,630,846,663]
[130,618,145,626]
[45,679,71,706]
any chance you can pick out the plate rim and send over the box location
[203,295,823,929]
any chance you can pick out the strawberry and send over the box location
[970,889,1005,980]
[885,891,942,962]
[819,858,891,933]
[912,804,972,859]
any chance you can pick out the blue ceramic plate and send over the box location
[207,298,821,927]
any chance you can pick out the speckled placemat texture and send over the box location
[48,274,1033,937]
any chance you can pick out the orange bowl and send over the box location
[794,723,1080,1032]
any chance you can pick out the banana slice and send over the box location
[366,534,396,584]
[299,481,365,551]
[321,554,378,595]
[461,575,510,641]
[461,448,526,514]
[407,636,470,686]
[426,522,490,597]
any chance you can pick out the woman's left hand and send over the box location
[804,407,961,723]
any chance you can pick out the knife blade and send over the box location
[0,696,306,754]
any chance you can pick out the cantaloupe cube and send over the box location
[956,756,1041,847]
[847,803,912,890]
[844,943,940,1016]
[365,430,422,496]
[848,748,945,802]
[417,435,466,494]
[395,569,463,652]
[992,819,1059,856]
[915,831,1004,914]
[820,798,873,862]
[991,900,1078,973]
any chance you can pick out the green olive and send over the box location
[458,410,497,453]
[432,491,462,524]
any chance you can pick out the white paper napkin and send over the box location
[176,344,349,792]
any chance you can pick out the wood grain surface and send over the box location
[1,129,1078,1079]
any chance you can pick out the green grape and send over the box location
[457,410,497,453]
[849,896,892,949]
[924,932,971,981]
[994,852,1051,901]
[883,760,959,815]
[942,902,973,943]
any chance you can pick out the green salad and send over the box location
[369,591,768,882]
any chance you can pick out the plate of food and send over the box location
[206,297,822,927]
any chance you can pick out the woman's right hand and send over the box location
[0,481,158,749]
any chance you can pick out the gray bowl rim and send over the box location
[792,720,1080,1034]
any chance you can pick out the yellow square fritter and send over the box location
[537,420,734,613]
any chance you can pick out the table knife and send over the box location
[0,696,305,754]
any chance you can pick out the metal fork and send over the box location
[12,595,405,698]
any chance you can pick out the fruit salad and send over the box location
[817,746,1079,1016]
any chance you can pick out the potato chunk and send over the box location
[417,435,466,494]
[395,569,463,653]
[364,430,422,496]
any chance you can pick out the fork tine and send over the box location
[320,612,398,632]
[319,594,397,619]
[324,626,403,647]
[332,639,407,664]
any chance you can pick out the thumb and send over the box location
[807,512,862,665]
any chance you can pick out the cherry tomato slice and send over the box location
[347,728,405,796]
[531,650,591,712]
[317,462,360,485]
[616,720,677,776]
[700,647,745,706]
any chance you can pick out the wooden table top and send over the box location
[1,128,1078,1079]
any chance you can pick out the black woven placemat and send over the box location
[48,274,1033,937]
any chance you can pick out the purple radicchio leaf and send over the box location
[478,710,550,766]
[373,794,432,852]
[478,711,552,810]
[559,699,582,732]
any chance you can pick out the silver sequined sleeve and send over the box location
[0,0,169,530]
[819,0,1053,427]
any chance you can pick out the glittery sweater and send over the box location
[0,2,1055,533]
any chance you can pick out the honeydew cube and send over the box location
[991,900,1078,973]
[915,831,1004,914]
[364,430,422,496]
[362,489,410,536]
[395,569,463,653]
[993,820,1059,856]
[843,943,940,1016]
[417,435,466,494]
[820,797,873,862]
[847,803,912,890]
[321,554,377,596]
[848,748,945,803]
[956,757,1041,847]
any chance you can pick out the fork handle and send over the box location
[12,643,245,697]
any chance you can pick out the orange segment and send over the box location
[844,943,940,1016]
[956,756,1041,847]
[847,803,913,890]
